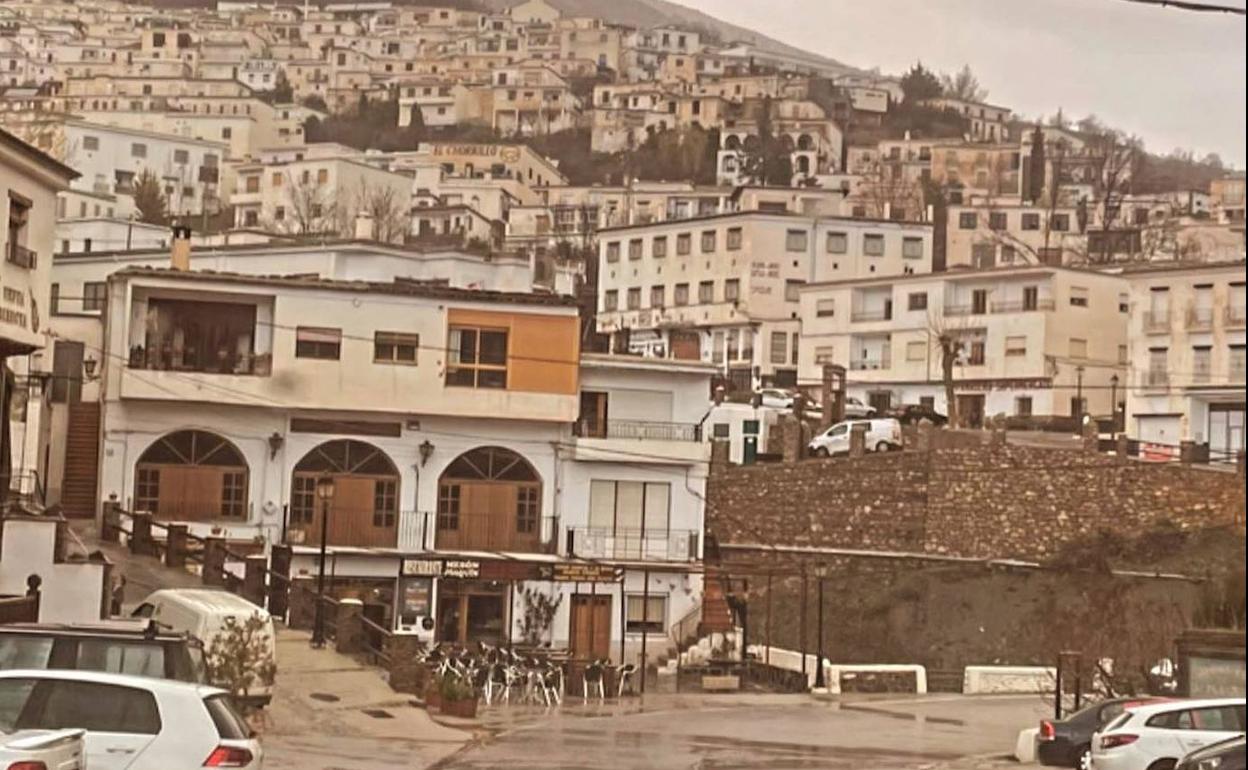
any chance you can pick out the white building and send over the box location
[797,264,1129,423]
[84,254,711,664]
[1123,260,1245,459]
[1,126,77,502]
[596,211,934,391]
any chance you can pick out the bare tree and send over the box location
[343,180,408,243]
[927,311,971,428]
[858,160,925,221]
[279,171,338,236]
[940,65,988,102]
[1085,129,1142,264]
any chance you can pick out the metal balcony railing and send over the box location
[1225,305,1247,329]
[1142,310,1170,332]
[943,304,988,317]
[849,356,890,371]
[574,419,701,442]
[990,299,1056,313]
[433,512,557,554]
[1191,362,1212,384]
[286,507,405,549]
[566,527,699,562]
[1145,370,1170,387]
[5,242,36,269]
[1186,306,1215,330]
[850,309,892,323]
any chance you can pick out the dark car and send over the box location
[0,621,207,684]
[887,404,948,426]
[1178,735,1247,770]
[1038,697,1171,769]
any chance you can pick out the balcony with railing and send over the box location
[287,508,404,549]
[1144,369,1170,388]
[565,527,699,563]
[1186,306,1215,331]
[1191,360,1212,385]
[433,512,557,554]
[989,299,1056,313]
[1142,310,1171,333]
[5,241,36,269]
[849,355,891,371]
[1225,305,1247,329]
[943,303,989,318]
[569,417,710,464]
[850,308,892,323]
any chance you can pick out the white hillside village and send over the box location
[0,0,1242,768]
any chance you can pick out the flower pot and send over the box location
[424,685,442,710]
[440,697,478,719]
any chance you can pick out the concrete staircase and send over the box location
[698,570,734,635]
[60,402,101,519]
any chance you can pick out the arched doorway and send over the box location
[436,446,541,552]
[134,430,248,521]
[290,440,399,548]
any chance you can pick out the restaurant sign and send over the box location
[539,563,624,583]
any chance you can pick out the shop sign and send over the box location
[540,563,624,583]
[401,559,443,577]
[442,560,481,579]
[398,577,432,625]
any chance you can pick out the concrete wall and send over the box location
[0,517,108,623]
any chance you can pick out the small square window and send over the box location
[863,234,885,256]
[1021,213,1040,231]
[826,232,848,254]
[785,229,808,252]
[726,227,742,250]
[907,292,927,311]
[902,237,923,259]
[296,327,342,360]
[700,230,716,253]
[652,236,667,258]
[958,212,977,229]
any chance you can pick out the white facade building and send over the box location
[797,264,1129,423]
[1123,260,1246,459]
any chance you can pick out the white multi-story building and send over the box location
[1,126,77,499]
[596,211,934,390]
[80,247,710,663]
[1123,260,1245,459]
[797,264,1129,423]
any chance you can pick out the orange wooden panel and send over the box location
[446,308,579,395]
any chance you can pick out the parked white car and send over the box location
[843,396,877,418]
[808,418,903,456]
[132,589,276,706]
[0,669,262,770]
[0,728,85,770]
[1091,697,1246,770]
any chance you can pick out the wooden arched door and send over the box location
[134,430,248,521]
[290,440,399,548]
[436,447,541,552]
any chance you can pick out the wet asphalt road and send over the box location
[434,694,1045,770]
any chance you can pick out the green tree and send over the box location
[1027,125,1046,203]
[738,96,792,186]
[900,62,942,103]
[203,614,277,713]
[940,64,988,102]
[132,169,168,225]
[270,69,293,103]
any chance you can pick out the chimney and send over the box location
[354,211,376,241]
[170,224,191,270]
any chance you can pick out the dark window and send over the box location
[908,293,927,311]
[446,326,508,388]
[1021,213,1040,231]
[10,679,161,735]
[374,332,419,365]
[516,486,539,533]
[295,327,341,360]
[221,471,246,518]
[958,212,977,229]
[988,212,1007,230]
[204,695,252,740]
[373,479,397,528]
[1051,213,1070,232]
[83,282,107,312]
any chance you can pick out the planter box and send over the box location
[701,675,740,692]
[440,697,478,719]
[423,687,441,711]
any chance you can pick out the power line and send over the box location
[1118,0,1246,14]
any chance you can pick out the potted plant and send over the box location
[438,673,479,719]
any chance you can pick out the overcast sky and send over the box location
[690,0,1247,167]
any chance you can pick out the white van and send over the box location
[808,418,903,457]
[132,589,275,707]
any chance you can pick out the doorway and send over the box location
[438,581,508,645]
[956,394,986,429]
[569,594,612,661]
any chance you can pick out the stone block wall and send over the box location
[708,441,1245,561]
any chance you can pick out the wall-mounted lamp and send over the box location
[82,357,99,382]
[418,439,435,467]
[267,432,284,460]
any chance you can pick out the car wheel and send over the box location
[875,442,892,453]
[1077,746,1092,770]
[813,447,829,458]
[1146,760,1177,770]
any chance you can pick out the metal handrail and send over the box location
[573,419,701,442]
[566,527,699,562]
[990,299,1055,313]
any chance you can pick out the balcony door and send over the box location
[436,447,541,552]
[289,440,399,548]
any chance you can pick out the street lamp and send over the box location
[1109,374,1120,431]
[310,475,335,648]
[1075,365,1086,430]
